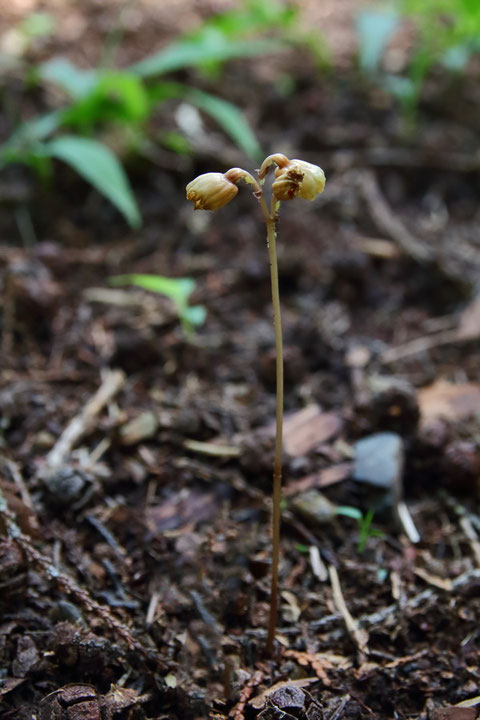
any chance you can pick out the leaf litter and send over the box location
[1,2,480,719]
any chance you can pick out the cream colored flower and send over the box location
[186,172,238,211]
[272,159,325,202]
[293,160,326,200]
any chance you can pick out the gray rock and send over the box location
[354,432,404,508]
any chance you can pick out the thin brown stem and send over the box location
[257,194,284,656]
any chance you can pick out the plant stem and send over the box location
[258,196,284,656]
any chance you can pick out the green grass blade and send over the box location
[44,136,141,228]
[186,87,262,161]
[130,37,284,77]
[151,82,262,161]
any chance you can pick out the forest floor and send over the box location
[1,2,480,719]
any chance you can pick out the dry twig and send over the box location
[358,169,433,263]
[328,564,369,660]
[45,369,125,471]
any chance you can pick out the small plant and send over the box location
[109,273,206,335]
[186,153,325,654]
[336,506,384,552]
[0,1,297,228]
[356,0,480,123]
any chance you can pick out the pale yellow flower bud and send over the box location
[186,172,238,211]
[292,159,326,200]
[272,159,326,202]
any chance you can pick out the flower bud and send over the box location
[272,159,325,202]
[186,172,238,211]
[293,160,326,200]
[271,165,304,201]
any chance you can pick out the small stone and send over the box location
[43,467,94,507]
[354,432,404,509]
[291,490,337,525]
[271,685,306,710]
[120,411,158,445]
[12,636,39,677]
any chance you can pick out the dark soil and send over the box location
[1,4,480,719]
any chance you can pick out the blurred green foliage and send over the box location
[110,274,206,335]
[1,0,325,227]
[356,0,480,121]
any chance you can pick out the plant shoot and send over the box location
[186,153,325,654]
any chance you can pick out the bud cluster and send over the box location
[186,154,325,211]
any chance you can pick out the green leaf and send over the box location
[1,111,61,151]
[295,543,310,554]
[442,42,473,70]
[150,82,262,161]
[0,145,52,178]
[0,112,59,172]
[161,130,192,155]
[182,305,207,327]
[129,37,284,77]
[382,73,417,101]
[356,9,400,72]
[43,136,141,228]
[39,57,99,99]
[63,72,150,129]
[199,0,296,37]
[336,506,363,521]
[186,88,262,161]
[110,274,195,306]
[110,274,206,331]
[20,12,55,39]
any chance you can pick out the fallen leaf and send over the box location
[458,294,480,340]
[281,590,301,623]
[0,678,25,697]
[283,405,343,457]
[284,463,352,497]
[418,379,480,423]
[149,488,217,532]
